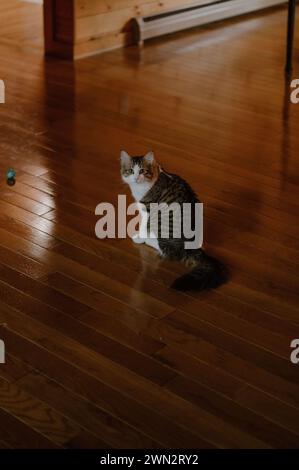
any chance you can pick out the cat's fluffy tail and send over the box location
[171,249,227,292]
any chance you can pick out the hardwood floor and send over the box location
[0,0,299,449]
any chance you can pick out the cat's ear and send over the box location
[144,151,155,164]
[120,150,131,165]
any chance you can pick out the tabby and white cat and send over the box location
[121,150,226,291]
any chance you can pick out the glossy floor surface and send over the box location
[0,0,299,449]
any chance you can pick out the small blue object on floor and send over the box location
[6,168,16,186]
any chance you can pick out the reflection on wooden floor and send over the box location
[0,0,299,449]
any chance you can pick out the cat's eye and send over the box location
[139,169,145,174]
[125,169,133,175]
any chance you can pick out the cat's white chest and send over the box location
[129,182,151,202]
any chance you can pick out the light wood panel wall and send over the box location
[44,0,285,60]
[44,0,206,59]
[44,0,74,59]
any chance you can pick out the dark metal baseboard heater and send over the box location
[132,0,286,44]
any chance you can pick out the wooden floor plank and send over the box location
[0,281,168,382]
[0,377,80,447]
[165,376,299,448]
[0,326,215,448]
[155,342,299,412]
[0,263,90,317]
[0,408,60,449]
[16,371,161,449]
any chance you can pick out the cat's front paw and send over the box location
[132,233,145,244]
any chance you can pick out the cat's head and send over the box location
[120,151,159,185]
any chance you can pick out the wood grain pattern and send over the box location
[0,0,299,448]
[46,0,286,58]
